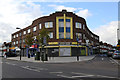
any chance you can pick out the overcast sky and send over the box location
[0,0,119,46]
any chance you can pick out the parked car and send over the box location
[107,50,115,57]
[5,52,17,57]
[112,51,120,59]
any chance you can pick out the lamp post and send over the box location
[16,27,22,60]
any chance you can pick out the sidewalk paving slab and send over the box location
[5,55,96,63]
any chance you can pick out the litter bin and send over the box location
[35,52,40,60]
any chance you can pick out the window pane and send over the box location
[45,22,49,28]
[24,31,26,35]
[49,22,53,28]
[76,22,79,28]
[59,27,64,32]
[59,22,64,27]
[33,26,36,31]
[66,19,70,22]
[39,23,41,29]
[59,32,64,39]
[83,24,85,29]
[59,19,64,22]
[66,22,70,27]
[19,33,21,36]
[66,32,70,39]
[66,27,70,32]
[28,29,30,33]
[79,23,81,28]
[49,32,53,38]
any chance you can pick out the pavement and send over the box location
[5,55,96,63]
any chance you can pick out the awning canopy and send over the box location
[9,47,20,51]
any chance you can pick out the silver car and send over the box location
[112,51,120,59]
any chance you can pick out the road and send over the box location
[1,54,120,80]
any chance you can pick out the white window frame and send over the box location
[49,22,53,28]
[83,24,85,30]
[19,33,21,36]
[39,23,41,29]
[28,29,30,33]
[24,31,26,35]
[33,26,36,32]
[76,22,81,29]
[45,22,49,28]
[49,32,53,38]
[45,22,53,28]
[16,34,18,37]
[16,41,18,44]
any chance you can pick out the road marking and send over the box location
[71,72,95,77]
[97,75,118,78]
[50,72,63,74]
[72,72,118,79]
[5,62,16,66]
[102,58,104,60]
[110,57,120,65]
[57,74,72,78]
[21,66,40,72]
[71,75,94,78]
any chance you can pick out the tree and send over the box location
[25,33,34,47]
[36,27,50,45]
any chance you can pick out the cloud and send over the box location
[49,5,91,19]
[0,22,16,44]
[0,0,43,44]
[93,21,118,46]
[49,5,77,12]
[76,9,92,19]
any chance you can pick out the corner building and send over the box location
[12,10,99,56]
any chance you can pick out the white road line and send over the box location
[97,75,118,79]
[72,72,118,79]
[57,74,72,78]
[71,75,94,78]
[5,62,16,66]
[49,72,63,74]
[21,66,40,72]
[71,72,95,78]
[110,57,120,65]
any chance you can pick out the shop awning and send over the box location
[9,47,15,49]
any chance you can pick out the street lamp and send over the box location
[16,27,22,60]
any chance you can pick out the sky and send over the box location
[0,0,119,46]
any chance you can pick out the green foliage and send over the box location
[25,33,34,47]
[36,27,50,45]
